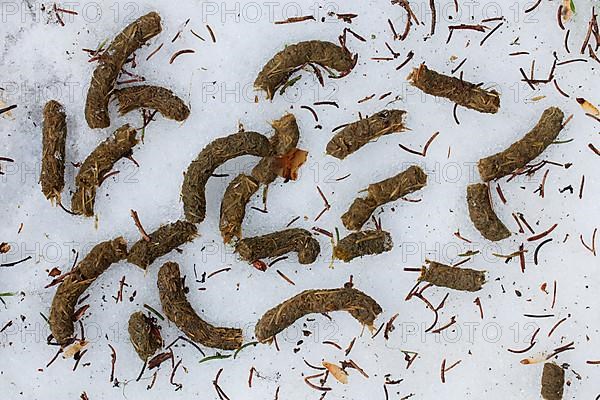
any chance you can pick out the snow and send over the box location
[0,0,599,398]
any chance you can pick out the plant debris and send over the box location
[541,362,565,400]
[326,109,407,159]
[85,12,162,128]
[255,286,382,342]
[342,165,427,230]
[254,40,357,100]
[71,125,138,216]
[333,230,393,262]
[113,85,190,122]
[127,220,197,269]
[49,237,127,345]
[478,107,565,181]
[40,100,67,204]
[181,131,272,223]
[128,311,162,361]
[419,260,486,292]
[157,261,243,350]
[466,183,511,241]
[236,228,320,265]
[408,63,500,113]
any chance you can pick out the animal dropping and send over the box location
[40,100,67,204]
[49,237,127,345]
[157,261,243,350]
[255,286,382,342]
[71,125,138,216]
[113,85,190,122]
[478,107,565,181]
[85,12,162,128]
[236,228,320,265]
[466,183,511,241]
[128,311,162,361]
[419,260,486,292]
[342,165,427,230]
[181,131,272,223]
[408,63,500,113]
[334,230,393,262]
[128,220,198,269]
[255,40,357,100]
[326,109,407,159]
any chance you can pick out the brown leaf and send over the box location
[322,361,349,384]
[274,148,308,181]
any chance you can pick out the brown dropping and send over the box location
[181,131,272,223]
[419,260,486,292]
[254,40,357,100]
[408,63,500,114]
[41,100,67,203]
[341,165,427,230]
[71,125,138,216]
[541,362,564,400]
[334,230,393,262]
[219,174,260,244]
[466,183,511,241]
[478,107,565,181]
[49,237,127,345]
[127,220,198,269]
[236,228,320,265]
[113,85,190,122]
[85,12,162,129]
[128,311,162,361]
[255,286,382,342]
[326,109,407,159]
[251,113,301,185]
[157,261,243,350]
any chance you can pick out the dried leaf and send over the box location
[322,361,349,384]
[274,148,308,181]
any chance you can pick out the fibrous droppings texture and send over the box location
[219,174,260,244]
[341,165,427,230]
[541,362,565,400]
[419,260,486,292]
[326,109,407,159]
[466,183,511,241]
[408,63,500,114]
[127,220,198,269]
[71,124,138,217]
[113,85,190,122]
[255,40,357,100]
[255,286,382,342]
[128,311,162,361]
[157,261,243,350]
[181,131,272,223]
[236,228,320,265]
[251,113,300,185]
[41,100,67,203]
[334,230,393,262]
[49,237,127,345]
[85,12,162,129]
[478,107,565,182]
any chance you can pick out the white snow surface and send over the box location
[0,0,599,399]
